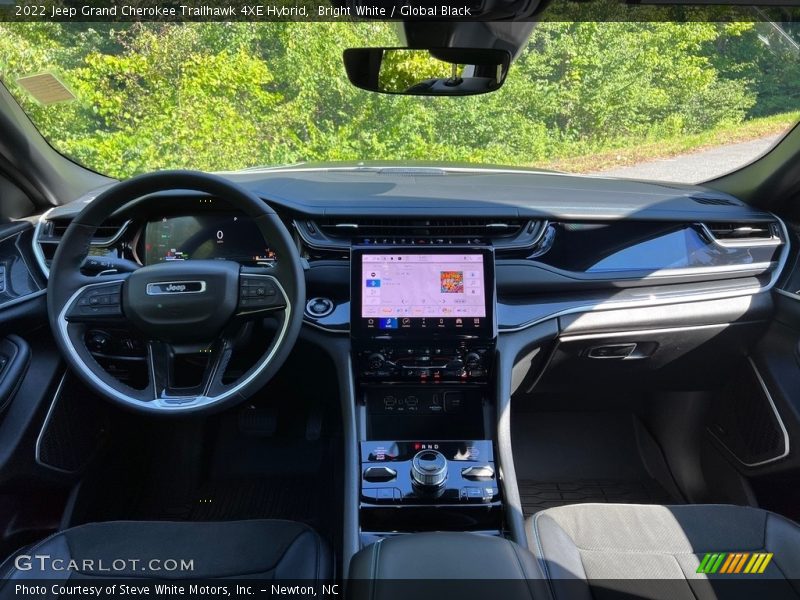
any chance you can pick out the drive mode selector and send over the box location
[411,449,448,488]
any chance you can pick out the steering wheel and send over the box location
[47,171,305,415]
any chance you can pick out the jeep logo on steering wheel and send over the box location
[146,281,207,295]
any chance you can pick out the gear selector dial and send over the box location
[411,449,448,488]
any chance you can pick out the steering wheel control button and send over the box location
[67,283,124,321]
[305,297,335,318]
[238,275,284,313]
[411,449,448,488]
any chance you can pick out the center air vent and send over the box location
[702,222,781,245]
[319,217,525,242]
[296,217,545,257]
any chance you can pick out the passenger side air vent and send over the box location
[34,217,130,275]
[702,222,781,245]
[295,217,546,257]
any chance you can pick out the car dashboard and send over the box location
[29,168,790,335]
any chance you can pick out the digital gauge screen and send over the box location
[144,214,276,266]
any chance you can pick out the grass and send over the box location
[541,111,800,173]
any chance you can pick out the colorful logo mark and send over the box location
[697,552,773,575]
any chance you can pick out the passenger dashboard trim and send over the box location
[499,214,790,333]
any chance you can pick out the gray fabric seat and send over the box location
[527,503,800,600]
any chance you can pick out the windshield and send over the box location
[1,21,798,182]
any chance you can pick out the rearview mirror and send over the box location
[343,48,511,96]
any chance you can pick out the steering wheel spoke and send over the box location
[147,337,234,405]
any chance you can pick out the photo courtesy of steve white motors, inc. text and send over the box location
[14,583,341,597]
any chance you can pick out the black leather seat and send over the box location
[528,503,800,600]
[0,519,330,590]
[348,532,550,600]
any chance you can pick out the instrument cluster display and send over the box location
[144,214,276,266]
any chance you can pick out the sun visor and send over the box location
[15,72,75,105]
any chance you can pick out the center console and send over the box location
[350,247,502,538]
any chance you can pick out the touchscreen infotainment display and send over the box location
[352,248,495,337]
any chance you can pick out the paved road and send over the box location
[594,134,782,183]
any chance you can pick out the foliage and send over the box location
[0,21,797,178]
[378,50,457,92]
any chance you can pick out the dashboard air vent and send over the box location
[296,217,546,257]
[34,217,130,274]
[704,222,780,243]
[318,217,524,242]
[48,220,126,242]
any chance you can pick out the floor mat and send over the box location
[512,411,683,515]
[128,435,337,540]
[189,477,323,524]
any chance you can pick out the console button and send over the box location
[305,297,334,318]
[464,352,482,368]
[461,486,491,502]
[484,486,499,501]
[376,488,395,502]
[466,486,484,500]
[364,466,397,483]
[362,487,401,503]
[443,391,464,413]
[461,465,495,481]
